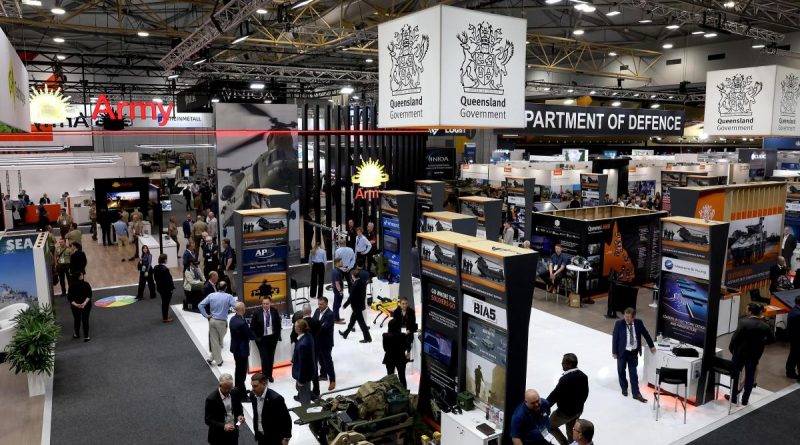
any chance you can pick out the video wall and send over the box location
[94,177,150,213]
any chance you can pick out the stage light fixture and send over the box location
[211,98,220,103]
[250,82,266,90]
[256,8,267,14]
[692,30,705,35]
[573,29,585,35]
[56,54,66,60]
[752,44,765,49]
[704,33,718,38]
[608,51,617,56]
[611,101,621,107]
[650,103,660,109]
[365,58,374,63]
[663,43,674,49]
[340,86,354,95]
[51,7,65,14]
[606,10,621,17]
[137,31,149,37]
[666,24,680,30]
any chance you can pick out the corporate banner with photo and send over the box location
[214,103,300,262]
[0,232,52,309]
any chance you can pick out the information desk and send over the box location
[23,204,61,224]
[441,409,503,445]
[139,234,178,268]
[644,340,722,404]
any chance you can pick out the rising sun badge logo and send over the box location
[351,159,389,188]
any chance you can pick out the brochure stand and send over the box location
[459,196,502,240]
[381,191,415,303]
[657,216,729,405]
[421,211,478,237]
[233,208,290,316]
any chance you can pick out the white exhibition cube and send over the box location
[378,5,526,129]
[705,65,800,136]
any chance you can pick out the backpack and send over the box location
[354,373,404,420]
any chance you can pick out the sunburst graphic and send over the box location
[352,159,389,188]
[29,85,73,123]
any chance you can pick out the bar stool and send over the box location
[705,356,739,414]
[653,367,688,423]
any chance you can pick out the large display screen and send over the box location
[106,191,141,209]
[659,271,709,347]
[423,330,453,367]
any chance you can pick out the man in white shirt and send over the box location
[355,227,372,269]
[204,373,244,445]
[250,373,292,445]
[207,211,219,242]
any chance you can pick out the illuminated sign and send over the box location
[30,85,75,123]
[91,95,175,127]
[351,159,389,188]
[354,188,381,200]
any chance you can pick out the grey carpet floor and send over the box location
[51,283,254,445]
[688,386,800,444]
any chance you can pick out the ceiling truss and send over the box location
[0,0,21,18]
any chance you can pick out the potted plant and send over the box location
[3,304,60,397]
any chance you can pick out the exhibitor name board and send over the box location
[505,103,685,136]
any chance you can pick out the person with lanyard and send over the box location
[54,238,71,296]
[539,242,567,293]
[57,208,73,239]
[309,241,327,300]
[331,258,345,324]
[251,296,282,383]
[611,307,655,403]
[183,240,197,272]
[510,389,552,445]
[354,227,372,274]
[136,245,156,300]
[249,373,292,445]
[202,236,220,279]
[199,281,238,367]
[229,302,257,396]
[392,297,417,358]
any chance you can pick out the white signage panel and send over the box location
[0,28,30,132]
[463,294,508,330]
[772,65,800,136]
[438,5,526,128]
[662,257,710,281]
[378,6,441,128]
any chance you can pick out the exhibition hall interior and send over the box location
[4,1,800,445]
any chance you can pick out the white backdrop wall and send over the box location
[0,152,141,202]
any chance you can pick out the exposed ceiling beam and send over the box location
[0,0,21,18]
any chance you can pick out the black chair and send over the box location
[705,356,739,414]
[653,367,688,423]
[290,279,309,308]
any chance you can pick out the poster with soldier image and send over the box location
[465,317,507,410]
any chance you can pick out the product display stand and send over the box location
[247,188,292,210]
[579,173,608,207]
[459,196,502,240]
[504,177,535,241]
[421,211,478,237]
[660,170,707,213]
[233,208,291,316]
[416,180,446,218]
[656,216,729,405]
[380,191,415,304]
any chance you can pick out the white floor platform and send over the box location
[175,281,770,445]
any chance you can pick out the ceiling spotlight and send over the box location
[606,10,621,16]
[589,90,597,94]
[232,31,253,45]
[51,7,65,14]
[692,30,705,35]
[650,103,661,109]
[526,41,530,45]
[723,1,735,8]
[152,98,163,103]
[328,99,335,103]
[543,87,551,91]
[608,51,617,56]
[638,19,653,24]
[633,93,640,97]
[611,101,622,107]
[56,54,66,60]
[666,24,680,30]
[545,0,561,4]
[662,43,674,49]
[352,95,360,100]
[752,44,765,49]
[193,58,207,65]
[573,29,585,35]
[567,89,574,93]
[137,31,149,37]
[612,92,618,96]
[256,8,267,14]
[564,99,575,105]
[211,98,220,103]
[668,95,674,99]
[650,94,657,98]
[704,33,718,38]
[250,82,266,90]
[575,4,596,12]
[167,73,179,80]
[53,37,65,43]
[291,0,313,9]
[340,86,355,95]
[21,0,42,6]
[365,58,374,63]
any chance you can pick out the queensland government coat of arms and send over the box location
[716,74,763,117]
[387,24,429,96]
[457,21,514,95]
[780,73,800,116]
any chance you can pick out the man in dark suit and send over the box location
[313,296,336,391]
[783,226,797,270]
[546,353,589,445]
[290,303,320,344]
[249,373,292,445]
[205,373,245,445]
[730,303,775,405]
[230,302,256,396]
[339,268,372,343]
[392,297,417,354]
[250,296,282,383]
[292,319,317,405]
[204,271,219,297]
[611,307,655,403]
[786,295,800,380]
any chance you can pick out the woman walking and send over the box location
[309,241,327,299]
[153,254,175,323]
[68,272,92,342]
[136,245,156,300]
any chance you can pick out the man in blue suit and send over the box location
[292,319,317,405]
[313,296,336,392]
[230,302,256,396]
[611,307,655,403]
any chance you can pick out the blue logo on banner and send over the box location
[665,259,673,270]
[382,217,401,231]
[243,246,288,264]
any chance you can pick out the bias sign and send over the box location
[462,294,507,329]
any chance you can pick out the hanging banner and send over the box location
[0,28,30,132]
[496,103,685,136]
[378,5,526,128]
[704,65,800,136]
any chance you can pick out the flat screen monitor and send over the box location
[423,330,453,367]
[106,191,140,210]
[383,234,399,253]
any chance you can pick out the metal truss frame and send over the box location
[186,62,377,84]
[526,81,706,103]
[620,0,785,42]
[525,33,663,82]
[680,0,800,30]
[0,0,21,18]
[159,0,271,71]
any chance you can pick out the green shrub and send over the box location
[4,304,61,376]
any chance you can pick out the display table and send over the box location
[566,264,592,304]
[23,204,61,224]
[139,234,178,268]
[441,409,503,445]
[248,323,294,372]
[644,341,722,404]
